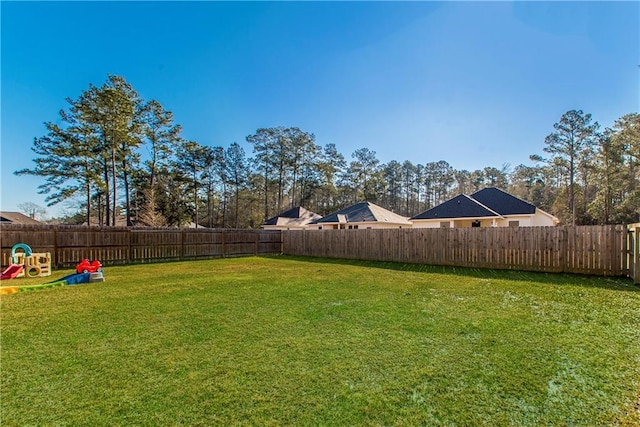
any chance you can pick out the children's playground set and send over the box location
[0,243,105,295]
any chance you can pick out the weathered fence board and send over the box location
[630,226,640,284]
[635,227,640,284]
[283,225,632,278]
[1,225,282,267]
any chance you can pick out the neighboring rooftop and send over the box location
[0,211,42,225]
[263,206,322,227]
[411,187,543,220]
[314,201,412,225]
[411,194,501,220]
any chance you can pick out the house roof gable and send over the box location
[470,187,536,215]
[410,194,501,220]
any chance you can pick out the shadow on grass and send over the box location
[271,255,639,293]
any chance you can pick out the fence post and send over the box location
[635,227,640,285]
[255,230,259,256]
[221,230,226,258]
[53,226,59,268]
[127,228,132,264]
[86,227,91,261]
[280,230,284,255]
[180,229,185,260]
[558,226,567,273]
[628,227,634,280]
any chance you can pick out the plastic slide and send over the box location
[1,264,24,280]
[56,272,92,285]
[44,271,104,288]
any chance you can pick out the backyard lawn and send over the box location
[1,256,639,425]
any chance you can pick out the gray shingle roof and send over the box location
[411,188,538,220]
[470,187,536,215]
[314,202,412,225]
[0,211,42,225]
[410,195,501,220]
[263,206,322,227]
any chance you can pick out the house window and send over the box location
[348,225,353,229]
[440,222,450,228]
[509,221,520,227]
[367,227,372,230]
[472,220,481,228]
[354,225,358,229]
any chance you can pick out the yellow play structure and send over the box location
[9,243,51,278]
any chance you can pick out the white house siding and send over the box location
[531,209,558,226]
[411,212,557,228]
[498,211,557,227]
[494,215,533,227]
[454,218,499,228]
[314,221,412,230]
[262,224,308,231]
[411,218,497,228]
[411,220,453,228]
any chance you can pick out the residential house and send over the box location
[312,201,412,230]
[411,187,559,228]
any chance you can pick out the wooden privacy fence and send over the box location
[1,224,638,282]
[0,225,282,267]
[283,226,635,278]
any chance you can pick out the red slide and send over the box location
[1,264,24,280]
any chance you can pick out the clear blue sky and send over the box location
[2,1,638,218]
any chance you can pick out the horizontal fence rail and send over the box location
[283,226,632,278]
[1,225,282,267]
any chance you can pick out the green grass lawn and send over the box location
[2,256,639,425]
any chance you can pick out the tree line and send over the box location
[17,75,640,227]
